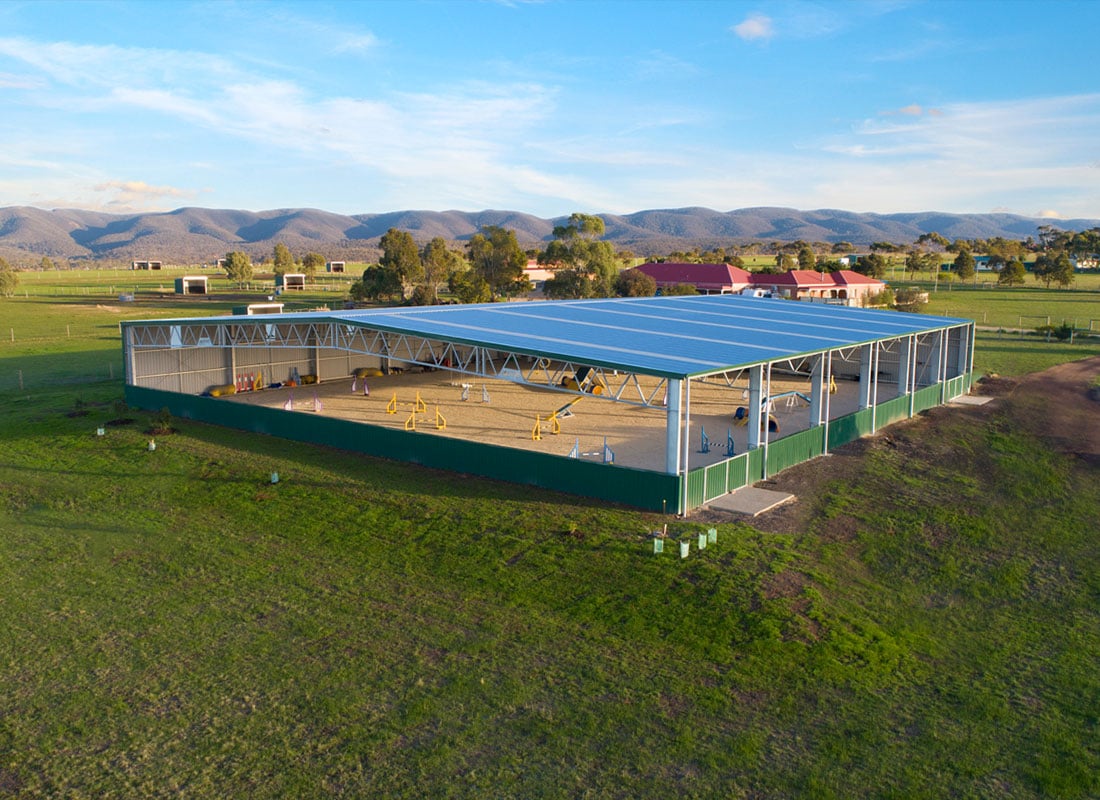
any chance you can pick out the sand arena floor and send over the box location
[227,368,872,472]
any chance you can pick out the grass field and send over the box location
[0,271,1098,797]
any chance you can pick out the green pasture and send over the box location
[1,269,1098,796]
[13,266,357,299]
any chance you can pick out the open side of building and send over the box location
[121,295,975,514]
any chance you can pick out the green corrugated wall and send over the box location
[685,371,973,510]
[126,386,680,512]
[130,371,970,514]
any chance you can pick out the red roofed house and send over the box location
[631,262,753,294]
[746,269,885,305]
[629,263,886,306]
[828,270,887,304]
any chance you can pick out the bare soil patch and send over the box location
[748,356,1100,533]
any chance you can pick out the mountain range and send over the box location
[1,205,1096,264]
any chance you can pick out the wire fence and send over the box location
[0,366,121,393]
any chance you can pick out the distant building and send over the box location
[326,261,346,273]
[628,263,885,306]
[524,259,555,292]
[632,262,752,294]
[174,276,208,295]
[132,260,163,270]
[276,273,306,291]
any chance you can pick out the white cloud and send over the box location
[0,70,43,89]
[732,14,774,42]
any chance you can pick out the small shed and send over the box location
[276,273,306,291]
[174,276,208,295]
[326,261,346,273]
[132,260,163,270]
[233,303,285,316]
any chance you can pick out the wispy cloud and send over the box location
[92,179,192,210]
[732,13,774,42]
[0,70,43,89]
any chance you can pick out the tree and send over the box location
[357,264,403,303]
[0,257,18,297]
[1032,251,1075,288]
[998,259,1026,286]
[662,283,700,296]
[39,256,56,271]
[379,228,423,296]
[543,268,593,299]
[539,213,618,298]
[614,269,657,297]
[272,243,294,275]
[467,225,528,299]
[301,252,326,281]
[905,250,938,276]
[420,237,462,304]
[916,232,950,250]
[894,287,928,312]
[1037,224,1071,251]
[953,249,976,281]
[775,253,796,271]
[223,251,253,286]
[552,212,604,241]
[797,245,816,270]
[853,253,888,279]
[447,267,492,304]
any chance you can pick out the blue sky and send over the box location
[1,0,1097,220]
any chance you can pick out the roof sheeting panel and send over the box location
[125,295,970,379]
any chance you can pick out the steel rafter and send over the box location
[130,320,669,409]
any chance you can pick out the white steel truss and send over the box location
[128,321,670,409]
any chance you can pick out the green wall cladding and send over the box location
[126,386,680,512]
[765,426,825,477]
[131,372,971,514]
[683,372,972,508]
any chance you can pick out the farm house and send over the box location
[121,295,975,514]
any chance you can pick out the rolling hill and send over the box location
[1,204,1095,264]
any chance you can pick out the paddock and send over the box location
[121,295,975,513]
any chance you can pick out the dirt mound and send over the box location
[748,357,1100,533]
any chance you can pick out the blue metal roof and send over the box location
[129,295,971,379]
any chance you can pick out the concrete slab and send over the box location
[705,486,795,517]
[949,395,994,406]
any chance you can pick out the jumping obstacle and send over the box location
[405,405,445,432]
[532,413,561,441]
[554,396,583,419]
[460,383,471,401]
[312,393,323,413]
[700,427,710,454]
[771,390,812,409]
[387,391,427,415]
[575,436,613,463]
[726,428,736,457]
[482,385,490,403]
